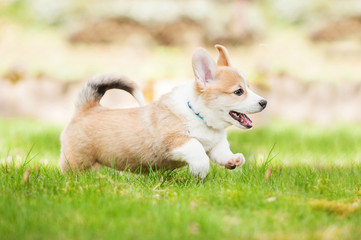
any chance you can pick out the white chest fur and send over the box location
[166,82,227,152]
[188,123,225,152]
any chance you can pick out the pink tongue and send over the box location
[240,114,252,127]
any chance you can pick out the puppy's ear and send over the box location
[192,48,217,87]
[215,44,231,66]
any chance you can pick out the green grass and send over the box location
[1,119,361,240]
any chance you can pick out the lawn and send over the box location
[1,119,361,240]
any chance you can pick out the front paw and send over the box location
[225,153,245,170]
[189,161,210,179]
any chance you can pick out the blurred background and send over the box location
[1,0,361,125]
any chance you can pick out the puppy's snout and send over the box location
[259,99,267,109]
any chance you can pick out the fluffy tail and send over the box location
[75,74,145,110]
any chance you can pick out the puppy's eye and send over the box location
[234,89,244,96]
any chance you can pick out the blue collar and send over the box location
[187,101,205,121]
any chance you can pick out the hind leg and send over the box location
[59,147,98,173]
[90,162,101,171]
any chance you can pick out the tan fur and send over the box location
[195,46,247,103]
[202,67,248,103]
[215,44,231,67]
[60,92,190,173]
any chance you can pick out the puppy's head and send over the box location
[192,45,267,129]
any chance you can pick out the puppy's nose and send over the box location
[259,99,267,109]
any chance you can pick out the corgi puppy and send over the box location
[59,45,267,178]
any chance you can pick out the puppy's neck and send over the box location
[187,101,205,122]
[167,82,230,131]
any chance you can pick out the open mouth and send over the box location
[229,111,252,128]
